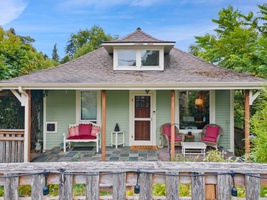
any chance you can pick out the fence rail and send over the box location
[0,162,267,199]
[0,129,24,163]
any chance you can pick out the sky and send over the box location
[1,0,266,58]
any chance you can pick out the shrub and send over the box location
[250,89,267,163]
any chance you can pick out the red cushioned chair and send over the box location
[160,123,185,151]
[198,124,223,149]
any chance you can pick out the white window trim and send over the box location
[113,46,164,71]
[76,90,101,124]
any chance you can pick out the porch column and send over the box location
[244,90,250,154]
[170,90,175,160]
[101,90,106,161]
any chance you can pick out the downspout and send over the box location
[18,86,30,162]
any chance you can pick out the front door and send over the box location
[133,95,152,145]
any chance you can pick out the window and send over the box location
[80,91,97,122]
[179,91,209,130]
[118,50,136,66]
[114,47,163,70]
[141,50,159,66]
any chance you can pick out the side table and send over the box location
[111,131,124,148]
[184,134,195,142]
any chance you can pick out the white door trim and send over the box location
[129,91,156,146]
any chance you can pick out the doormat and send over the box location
[130,146,158,150]
[72,147,94,151]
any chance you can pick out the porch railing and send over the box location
[0,129,24,163]
[0,162,267,199]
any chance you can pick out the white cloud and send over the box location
[0,0,27,26]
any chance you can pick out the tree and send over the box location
[64,25,118,59]
[0,27,56,80]
[52,43,60,62]
[189,4,267,78]
[0,27,57,148]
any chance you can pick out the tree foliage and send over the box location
[189,4,267,78]
[52,43,60,62]
[250,88,267,163]
[65,25,118,59]
[0,27,57,80]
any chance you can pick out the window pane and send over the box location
[179,91,209,130]
[141,50,159,66]
[118,50,136,66]
[81,91,97,121]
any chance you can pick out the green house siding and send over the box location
[106,91,129,146]
[156,90,171,145]
[215,90,231,149]
[46,90,76,149]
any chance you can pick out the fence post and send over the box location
[86,172,99,200]
[59,173,73,199]
[246,173,260,199]
[113,172,126,199]
[166,171,179,200]
[31,174,45,200]
[4,174,18,200]
[140,172,152,200]
[192,172,205,200]
[217,174,232,200]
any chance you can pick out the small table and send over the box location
[181,142,207,156]
[184,134,195,142]
[111,131,124,148]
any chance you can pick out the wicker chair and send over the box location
[198,124,223,149]
[159,123,185,151]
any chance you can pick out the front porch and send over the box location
[31,146,234,162]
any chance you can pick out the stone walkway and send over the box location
[31,146,234,162]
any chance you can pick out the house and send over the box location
[0,28,266,162]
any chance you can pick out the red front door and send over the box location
[134,96,151,144]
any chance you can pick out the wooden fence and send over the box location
[0,129,24,163]
[0,162,267,199]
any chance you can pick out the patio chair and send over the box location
[198,124,223,149]
[160,123,185,151]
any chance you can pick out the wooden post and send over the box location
[244,90,250,154]
[171,90,175,160]
[101,90,106,161]
[27,91,31,162]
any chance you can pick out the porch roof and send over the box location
[0,28,266,90]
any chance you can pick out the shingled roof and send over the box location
[0,28,266,90]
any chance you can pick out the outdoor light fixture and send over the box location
[145,90,150,94]
[195,98,203,105]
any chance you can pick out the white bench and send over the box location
[63,122,101,153]
[181,142,207,156]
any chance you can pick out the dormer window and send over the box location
[101,27,176,71]
[114,47,164,71]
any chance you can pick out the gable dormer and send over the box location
[102,28,175,71]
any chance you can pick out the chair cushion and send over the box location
[79,124,92,136]
[69,127,76,137]
[163,125,171,137]
[82,135,97,139]
[170,137,182,142]
[205,126,219,139]
[67,135,84,140]
[163,125,177,138]
[91,126,100,136]
[202,137,216,142]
